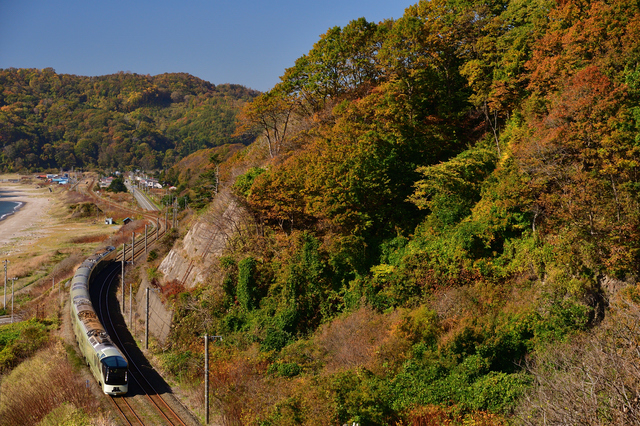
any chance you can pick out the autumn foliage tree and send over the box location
[512,0,640,275]
[235,89,298,158]
[166,0,640,424]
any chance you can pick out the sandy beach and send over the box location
[0,183,53,252]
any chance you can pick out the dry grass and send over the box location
[62,190,94,205]
[313,306,403,373]
[20,284,65,321]
[407,406,506,426]
[51,253,85,281]
[0,342,108,426]
[103,219,148,248]
[70,233,110,244]
[9,252,55,279]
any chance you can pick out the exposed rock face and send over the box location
[601,275,637,300]
[158,190,248,289]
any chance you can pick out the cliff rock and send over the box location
[158,189,249,289]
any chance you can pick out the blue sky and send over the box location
[0,0,410,92]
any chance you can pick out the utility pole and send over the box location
[121,243,125,311]
[3,260,8,309]
[129,283,133,327]
[144,224,148,253]
[173,200,177,228]
[131,232,135,264]
[204,335,223,424]
[145,287,149,349]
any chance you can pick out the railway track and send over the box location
[110,395,144,425]
[94,265,195,426]
[79,178,168,238]
[77,177,169,262]
[76,177,197,425]
[116,225,164,263]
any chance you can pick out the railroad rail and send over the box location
[80,178,168,233]
[77,178,197,425]
[95,263,193,426]
[110,395,144,425]
[78,178,169,262]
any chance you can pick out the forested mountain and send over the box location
[0,69,259,171]
[157,0,640,424]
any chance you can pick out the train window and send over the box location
[101,356,128,385]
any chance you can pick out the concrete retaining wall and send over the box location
[135,278,173,346]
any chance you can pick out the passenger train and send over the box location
[70,246,128,395]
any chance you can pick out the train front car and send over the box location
[95,341,129,395]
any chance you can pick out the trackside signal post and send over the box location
[204,335,222,424]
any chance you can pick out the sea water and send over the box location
[0,199,22,222]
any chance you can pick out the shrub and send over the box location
[237,257,258,311]
[261,329,292,352]
[464,371,531,413]
[329,369,397,425]
[160,349,199,381]
[0,319,50,373]
[233,167,265,197]
[267,361,302,377]
[147,249,158,261]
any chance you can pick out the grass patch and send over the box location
[65,342,85,371]
[0,342,105,426]
[0,318,52,373]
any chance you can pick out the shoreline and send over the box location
[0,184,53,251]
[0,200,24,222]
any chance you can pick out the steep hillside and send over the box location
[151,0,640,424]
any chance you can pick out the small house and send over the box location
[123,217,133,225]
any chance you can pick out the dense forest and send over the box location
[2,0,640,424]
[0,69,258,171]
[158,0,640,424]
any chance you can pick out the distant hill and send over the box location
[0,68,259,171]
